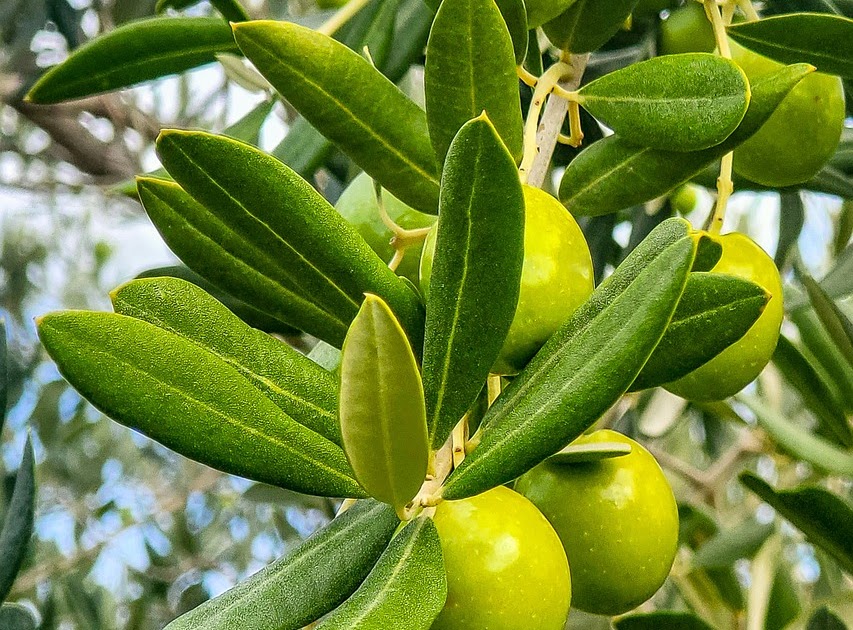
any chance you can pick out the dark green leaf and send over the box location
[772,335,853,448]
[337,0,400,70]
[151,131,424,350]
[495,0,529,63]
[800,273,853,369]
[790,307,853,413]
[632,272,769,390]
[614,611,716,630]
[112,277,341,445]
[316,517,446,629]
[0,438,35,603]
[692,518,775,569]
[577,54,750,151]
[423,115,524,449]
[740,473,853,574]
[546,441,632,464]
[442,218,697,499]
[233,20,440,214]
[776,191,805,268]
[766,567,802,630]
[340,295,428,512]
[525,0,576,28]
[807,607,848,630]
[382,0,435,83]
[728,13,853,79]
[542,0,639,53]
[164,500,398,630]
[561,63,813,216]
[38,312,364,498]
[0,319,6,436]
[26,17,239,103]
[0,605,37,630]
[425,0,524,164]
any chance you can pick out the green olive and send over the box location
[665,230,783,401]
[730,39,846,188]
[516,430,679,616]
[335,172,436,285]
[658,2,716,55]
[431,486,571,630]
[419,185,594,374]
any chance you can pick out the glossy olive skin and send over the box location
[335,172,436,284]
[420,185,594,374]
[516,430,678,616]
[665,231,783,401]
[658,2,715,55]
[730,40,845,187]
[431,486,571,630]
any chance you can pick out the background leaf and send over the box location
[542,0,640,53]
[0,604,37,630]
[806,607,848,630]
[424,0,524,164]
[26,17,239,103]
[0,319,6,436]
[422,116,524,449]
[614,611,716,630]
[0,438,35,603]
[800,272,853,369]
[340,295,428,512]
[336,0,400,71]
[692,518,776,570]
[164,500,399,630]
[316,517,446,629]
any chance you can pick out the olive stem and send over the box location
[519,61,570,184]
[517,65,539,88]
[487,374,502,406]
[738,0,760,21]
[451,415,468,468]
[373,178,431,271]
[414,441,453,508]
[316,0,372,37]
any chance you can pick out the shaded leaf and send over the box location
[692,518,775,570]
[577,54,750,151]
[233,20,440,214]
[807,607,848,630]
[26,17,239,103]
[728,13,853,79]
[0,319,6,436]
[776,191,805,268]
[38,312,364,498]
[801,272,853,369]
[422,115,524,449]
[442,218,697,499]
[0,438,35,603]
[542,0,639,53]
[546,441,631,464]
[496,0,529,63]
[340,296,428,512]
[316,517,446,629]
[164,500,398,630]
[740,473,853,575]
[614,611,715,630]
[337,0,400,71]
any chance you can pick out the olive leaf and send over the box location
[807,607,848,630]
[316,517,446,629]
[727,13,853,79]
[614,611,716,630]
[496,0,529,63]
[0,605,37,630]
[542,0,639,53]
[631,272,769,391]
[576,54,750,152]
[111,277,342,445]
[561,63,813,216]
[38,311,365,498]
[425,0,524,164]
[151,130,424,351]
[422,115,524,450]
[442,218,698,500]
[691,518,776,570]
[0,438,35,603]
[739,473,853,575]
[26,17,239,103]
[336,0,400,71]
[232,20,440,214]
[164,500,399,630]
[546,441,631,464]
[800,272,853,369]
[340,295,429,513]
[0,318,7,436]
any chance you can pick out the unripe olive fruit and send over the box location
[516,430,679,616]
[431,486,571,630]
[335,172,436,285]
[419,185,594,374]
[665,231,783,401]
[670,184,699,215]
[658,2,716,55]
[730,40,845,188]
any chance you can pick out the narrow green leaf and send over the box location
[0,605,37,630]
[542,0,639,53]
[340,295,429,512]
[152,131,424,350]
[576,54,750,152]
[632,272,769,390]
[614,611,716,630]
[728,13,853,79]
[496,0,529,63]
[801,273,853,369]
[738,395,853,477]
[0,438,35,603]
[772,335,853,448]
[790,307,853,413]
[233,20,440,214]
[546,441,632,464]
[38,311,365,498]
[111,277,342,445]
[525,0,576,28]
[26,17,239,103]
[316,517,446,629]
[442,218,697,499]
[425,0,524,164]
[740,473,853,575]
[337,0,400,70]
[382,0,435,83]
[423,116,524,449]
[0,319,7,436]
[776,191,805,268]
[807,607,848,630]
[164,500,398,630]
[561,63,813,216]
[692,518,775,570]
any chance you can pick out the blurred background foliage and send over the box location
[0,0,851,628]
